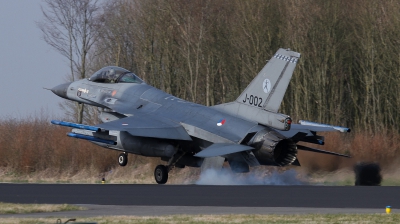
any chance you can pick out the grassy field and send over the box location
[0,214,399,224]
[0,202,85,214]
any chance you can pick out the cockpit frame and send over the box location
[88,66,143,84]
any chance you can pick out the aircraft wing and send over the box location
[96,114,192,141]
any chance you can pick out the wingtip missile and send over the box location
[67,132,116,145]
[51,120,100,132]
[299,120,351,133]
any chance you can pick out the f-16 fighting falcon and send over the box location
[50,48,350,184]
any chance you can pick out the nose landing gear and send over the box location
[118,153,128,166]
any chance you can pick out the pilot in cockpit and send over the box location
[89,66,144,84]
[106,68,116,83]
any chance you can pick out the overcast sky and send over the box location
[0,0,67,119]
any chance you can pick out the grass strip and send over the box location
[0,214,399,224]
[0,202,85,214]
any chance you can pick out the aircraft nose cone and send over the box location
[51,82,72,99]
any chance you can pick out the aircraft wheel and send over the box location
[118,153,128,166]
[154,165,168,184]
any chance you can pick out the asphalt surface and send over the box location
[0,184,398,208]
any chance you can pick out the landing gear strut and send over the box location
[118,153,128,166]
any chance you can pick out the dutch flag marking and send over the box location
[217,119,226,126]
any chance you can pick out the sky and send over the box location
[0,0,67,119]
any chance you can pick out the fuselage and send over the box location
[66,79,265,145]
[50,66,299,168]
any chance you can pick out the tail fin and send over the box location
[236,48,300,112]
[213,48,300,130]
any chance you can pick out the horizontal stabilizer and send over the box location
[297,145,350,158]
[195,143,253,158]
[96,114,192,141]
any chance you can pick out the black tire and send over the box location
[154,165,168,184]
[118,153,128,166]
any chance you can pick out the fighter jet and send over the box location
[50,48,350,184]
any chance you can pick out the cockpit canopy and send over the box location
[88,66,144,84]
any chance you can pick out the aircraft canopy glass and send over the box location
[89,66,143,84]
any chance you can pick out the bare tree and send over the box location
[38,0,102,123]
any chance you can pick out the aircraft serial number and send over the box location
[242,94,262,107]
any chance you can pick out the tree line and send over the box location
[40,0,400,134]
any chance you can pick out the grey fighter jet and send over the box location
[50,48,350,184]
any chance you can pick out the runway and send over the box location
[0,184,398,208]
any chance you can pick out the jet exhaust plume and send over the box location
[196,168,306,185]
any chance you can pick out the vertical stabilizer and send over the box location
[236,48,300,112]
[212,48,300,131]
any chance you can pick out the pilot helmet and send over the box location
[108,68,115,76]
[107,69,116,82]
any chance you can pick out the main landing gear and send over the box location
[118,153,128,166]
[154,151,186,184]
[154,165,168,184]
